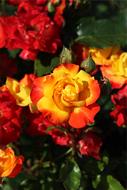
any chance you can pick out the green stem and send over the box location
[55,148,73,161]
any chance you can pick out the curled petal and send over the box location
[69,104,100,128]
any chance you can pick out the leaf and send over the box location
[8,49,20,58]
[107,175,125,190]
[34,57,59,76]
[92,175,101,189]
[60,159,81,190]
[1,185,13,190]
[94,175,125,190]
[75,10,127,47]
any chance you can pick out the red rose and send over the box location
[0,89,22,145]
[0,1,62,60]
[110,85,127,127]
[78,131,102,159]
[49,129,72,146]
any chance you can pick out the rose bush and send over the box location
[0,1,126,190]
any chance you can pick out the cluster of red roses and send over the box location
[0,0,126,180]
[0,0,66,60]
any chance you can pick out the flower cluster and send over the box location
[0,0,65,60]
[0,1,126,187]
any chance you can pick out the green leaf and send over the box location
[8,49,20,58]
[97,162,105,172]
[60,159,81,190]
[75,10,127,47]
[92,175,101,189]
[92,174,125,190]
[107,175,125,190]
[1,185,13,190]
[34,57,59,76]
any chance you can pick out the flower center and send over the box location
[62,84,78,102]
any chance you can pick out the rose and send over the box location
[89,47,121,65]
[0,1,62,60]
[101,52,127,89]
[0,88,22,145]
[31,63,100,128]
[110,85,127,127]
[78,131,102,160]
[0,147,24,178]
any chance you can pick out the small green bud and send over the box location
[81,55,96,73]
[48,2,55,13]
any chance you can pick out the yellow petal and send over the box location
[53,63,79,79]
[37,96,69,124]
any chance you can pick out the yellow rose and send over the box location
[101,52,127,88]
[31,63,100,128]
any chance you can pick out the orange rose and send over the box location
[0,147,24,178]
[31,63,100,128]
[89,47,121,65]
[101,52,127,89]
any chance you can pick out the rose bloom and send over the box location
[110,85,127,127]
[6,74,36,107]
[0,147,24,178]
[0,1,62,60]
[31,63,100,128]
[78,131,102,160]
[101,52,127,89]
[0,88,22,145]
[49,129,72,146]
[89,47,121,65]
